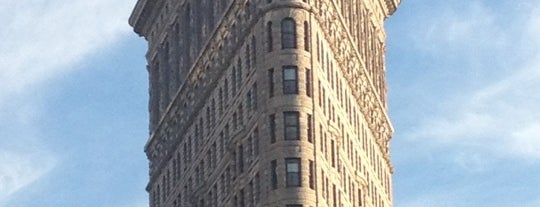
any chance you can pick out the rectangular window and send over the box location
[331,140,336,167]
[268,69,274,97]
[246,91,252,110]
[249,181,255,207]
[284,111,300,140]
[269,114,276,143]
[252,36,257,65]
[307,114,313,143]
[224,79,229,104]
[238,104,244,126]
[255,173,260,203]
[239,145,244,173]
[232,68,237,95]
[304,21,310,51]
[246,84,258,111]
[309,160,314,189]
[306,69,311,97]
[206,106,211,132]
[282,66,298,94]
[254,128,259,156]
[333,184,337,207]
[253,83,258,109]
[358,188,363,206]
[233,113,238,130]
[240,189,245,207]
[286,158,301,187]
[267,22,273,52]
[246,44,251,70]
[237,59,243,89]
[271,160,277,189]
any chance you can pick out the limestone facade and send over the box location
[129,0,399,206]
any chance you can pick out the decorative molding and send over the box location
[315,0,394,167]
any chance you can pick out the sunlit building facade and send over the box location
[129,0,399,206]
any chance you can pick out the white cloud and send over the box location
[402,1,540,162]
[0,0,136,204]
[0,0,134,103]
[410,1,505,55]
[0,150,57,205]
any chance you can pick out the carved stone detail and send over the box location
[315,0,393,164]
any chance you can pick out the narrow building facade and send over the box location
[129,0,399,206]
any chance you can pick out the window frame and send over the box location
[271,160,278,189]
[285,158,301,187]
[304,21,310,51]
[283,111,300,140]
[267,22,273,52]
[269,114,276,143]
[281,18,297,49]
[282,66,298,94]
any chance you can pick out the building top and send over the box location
[128,0,157,37]
[384,0,400,16]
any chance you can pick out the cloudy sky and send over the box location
[1,0,539,206]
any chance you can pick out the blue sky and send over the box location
[1,0,539,207]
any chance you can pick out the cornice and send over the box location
[129,0,155,36]
[382,0,400,17]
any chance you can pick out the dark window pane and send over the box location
[284,112,299,140]
[282,66,298,94]
[286,158,301,187]
[281,18,297,49]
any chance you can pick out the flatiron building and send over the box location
[129,0,399,206]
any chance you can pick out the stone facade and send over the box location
[129,0,399,206]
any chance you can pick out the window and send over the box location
[304,21,310,51]
[247,91,253,110]
[269,114,276,143]
[282,66,298,94]
[267,22,273,52]
[331,140,336,167]
[281,18,297,49]
[309,160,314,189]
[358,188,363,206]
[284,111,299,140]
[224,79,229,103]
[271,160,277,189]
[252,84,258,109]
[307,114,313,143]
[254,128,259,156]
[246,84,257,111]
[219,87,224,114]
[239,145,244,173]
[252,36,257,65]
[246,43,251,70]
[238,104,244,126]
[306,68,311,97]
[239,189,245,207]
[206,106,211,131]
[268,68,274,97]
[237,59,243,90]
[233,113,238,130]
[286,158,301,187]
[232,67,237,95]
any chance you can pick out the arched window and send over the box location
[281,18,297,49]
[267,22,273,52]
